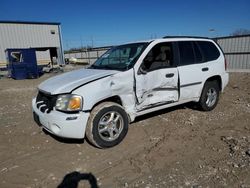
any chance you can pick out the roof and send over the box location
[0,20,60,25]
[163,36,210,39]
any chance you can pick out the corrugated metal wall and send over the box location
[215,35,250,70]
[0,22,61,67]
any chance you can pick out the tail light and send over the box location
[224,56,227,71]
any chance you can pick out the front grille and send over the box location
[36,91,57,113]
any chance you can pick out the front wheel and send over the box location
[199,81,220,111]
[85,102,129,148]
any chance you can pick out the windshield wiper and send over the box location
[89,64,100,69]
[100,65,116,69]
[89,64,125,71]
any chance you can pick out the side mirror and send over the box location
[139,66,147,75]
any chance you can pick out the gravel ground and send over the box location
[0,67,249,188]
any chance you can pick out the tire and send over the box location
[85,102,129,148]
[199,81,220,111]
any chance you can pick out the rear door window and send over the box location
[193,42,203,63]
[178,41,195,66]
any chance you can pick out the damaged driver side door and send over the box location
[135,42,179,111]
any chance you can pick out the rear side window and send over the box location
[178,41,195,65]
[197,41,220,62]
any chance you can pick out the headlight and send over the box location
[55,94,83,112]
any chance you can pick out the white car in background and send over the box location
[69,57,77,63]
[32,37,229,148]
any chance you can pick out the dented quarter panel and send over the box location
[109,69,137,119]
[72,69,137,120]
[72,76,113,110]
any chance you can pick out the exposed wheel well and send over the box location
[205,75,222,91]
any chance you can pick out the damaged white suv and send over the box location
[32,37,229,148]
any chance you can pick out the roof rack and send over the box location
[163,36,211,39]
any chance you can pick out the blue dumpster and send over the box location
[6,48,39,80]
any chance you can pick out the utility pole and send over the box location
[81,36,83,59]
[209,29,216,38]
[91,36,94,48]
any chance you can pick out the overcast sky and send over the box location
[1,0,250,49]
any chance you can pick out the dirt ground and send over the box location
[0,68,249,188]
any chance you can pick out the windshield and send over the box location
[89,42,148,71]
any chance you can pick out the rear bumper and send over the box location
[221,72,229,92]
[32,98,89,139]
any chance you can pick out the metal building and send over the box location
[215,35,250,70]
[0,21,64,68]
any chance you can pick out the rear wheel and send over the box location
[199,81,220,111]
[86,102,129,148]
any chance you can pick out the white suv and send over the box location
[32,37,229,148]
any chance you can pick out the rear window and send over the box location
[197,41,220,62]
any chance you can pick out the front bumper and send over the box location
[32,98,89,139]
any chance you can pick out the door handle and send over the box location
[165,73,174,78]
[202,67,209,72]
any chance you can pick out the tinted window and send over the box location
[197,41,220,62]
[178,41,195,65]
[193,42,203,63]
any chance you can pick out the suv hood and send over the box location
[38,68,119,95]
